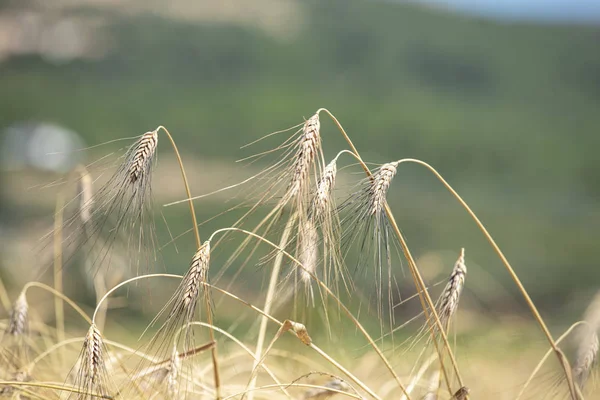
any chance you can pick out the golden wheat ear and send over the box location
[337,161,401,330]
[0,291,30,375]
[68,323,115,400]
[127,242,212,399]
[437,249,467,329]
[44,130,161,281]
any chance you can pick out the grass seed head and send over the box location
[439,248,467,327]
[7,292,28,337]
[129,130,158,184]
[572,331,599,389]
[182,241,211,310]
[83,324,104,387]
[368,161,399,216]
[289,113,321,198]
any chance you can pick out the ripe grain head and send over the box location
[368,161,399,216]
[438,248,467,327]
[129,130,158,184]
[6,292,28,337]
[288,113,321,199]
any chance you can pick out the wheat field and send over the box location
[0,109,598,400]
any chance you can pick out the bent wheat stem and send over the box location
[396,157,579,399]
[157,125,221,400]
[318,108,461,393]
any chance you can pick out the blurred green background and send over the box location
[0,0,599,324]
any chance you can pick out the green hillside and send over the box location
[1,0,599,305]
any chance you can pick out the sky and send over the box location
[415,0,600,23]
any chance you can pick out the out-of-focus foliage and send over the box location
[0,0,599,308]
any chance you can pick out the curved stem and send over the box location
[93,273,182,323]
[53,192,65,362]
[318,108,462,392]
[157,126,221,399]
[156,126,201,249]
[23,282,92,325]
[397,158,579,399]
[247,213,296,400]
[204,281,381,400]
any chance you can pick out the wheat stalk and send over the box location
[129,130,158,184]
[438,248,467,327]
[166,347,182,399]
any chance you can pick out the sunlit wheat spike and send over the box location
[76,165,94,226]
[314,158,337,218]
[438,248,467,327]
[180,241,210,313]
[71,322,113,400]
[84,324,104,387]
[288,113,321,198]
[6,292,28,336]
[572,331,599,390]
[368,161,399,216]
[129,130,158,184]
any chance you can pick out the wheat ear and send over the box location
[6,292,28,337]
[438,248,467,327]
[368,161,399,216]
[129,130,158,184]
[288,113,320,199]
